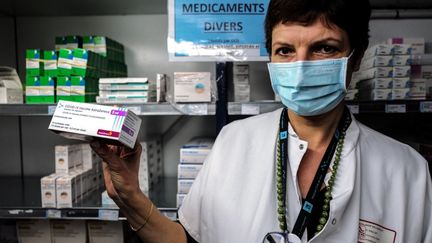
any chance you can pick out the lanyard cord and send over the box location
[276,107,352,238]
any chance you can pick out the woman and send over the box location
[91,0,432,242]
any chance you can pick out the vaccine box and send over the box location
[178,179,195,194]
[16,220,52,243]
[388,37,425,54]
[48,100,141,148]
[364,44,394,58]
[178,164,203,179]
[174,72,211,102]
[88,221,124,243]
[51,220,86,243]
[392,44,412,55]
[41,173,59,208]
[26,49,41,77]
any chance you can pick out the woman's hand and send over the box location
[90,140,142,205]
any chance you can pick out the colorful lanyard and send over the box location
[278,107,351,238]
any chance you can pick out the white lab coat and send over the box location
[178,108,432,243]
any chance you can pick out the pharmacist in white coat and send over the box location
[91,0,432,242]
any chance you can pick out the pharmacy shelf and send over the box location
[0,176,177,220]
[0,103,216,116]
[228,100,432,115]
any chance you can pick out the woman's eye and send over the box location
[275,47,294,56]
[315,45,338,54]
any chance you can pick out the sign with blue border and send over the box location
[168,0,269,61]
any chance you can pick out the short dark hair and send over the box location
[264,0,371,60]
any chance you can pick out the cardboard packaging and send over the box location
[178,179,194,194]
[392,55,412,66]
[55,36,67,51]
[360,55,393,69]
[88,221,124,243]
[57,49,74,76]
[55,144,83,174]
[358,78,393,90]
[70,76,98,103]
[391,88,410,100]
[359,89,392,101]
[50,220,86,243]
[25,76,55,104]
[26,49,41,77]
[56,76,72,102]
[83,36,96,52]
[180,138,214,164]
[41,173,60,208]
[393,66,411,78]
[392,44,412,55]
[174,72,212,102]
[0,66,23,104]
[48,100,141,148]
[65,35,83,50]
[41,50,58,77]
[16,220,52,243]
[178,164,203,179]
[392,77,411,89]
[388,37,425,54]
[364,44,394,58]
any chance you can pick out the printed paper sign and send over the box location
[168,0,269,61]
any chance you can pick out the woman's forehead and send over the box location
[271,20,348,45]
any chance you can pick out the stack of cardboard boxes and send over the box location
[348,37,430,101]
[177,138,214,208]
[25,35,127,104]
[16,219,123,243]
[40,144,103,208]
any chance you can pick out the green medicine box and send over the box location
[26,49,41,77]
[55,36,67,51]
[41,50,58,77]
[25,76,55,104]
[72,48,102,78]
[57,49,74,76]
[70,76,98,103]
[83,36,95,52]
[66,35,82,50]
[56,76,72,102]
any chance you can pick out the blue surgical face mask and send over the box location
[268,52,353,116]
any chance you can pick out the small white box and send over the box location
[88,221,124,243]
[56,175,76,208]
[393,55,412,66]
[178,164,203,179]
[177,193,187,208]
[234,84,250,93]
[393,66,411,77]
[364,44,394,58]
[51,220,86,243]
[156,73,167,103]
[388,37,425,54]
[180,138,214,164]
[392,88,410,100]
[81,143,99,171]
[55,144,82,174]
[355,67,393,81]
[49,100,142,148]
[392,77,411,88]
[233,74,250,84]
[358,78,392,90]
[41,173,59,208]
[174,72,211,103]
[16,220,52,243]
[392,44,412,55]
[233,64,249,75]
[344,89,358,101]
[178,179,195,194]
[360,55,393,69]
[234,93,251,102]
[0,77,23,104]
